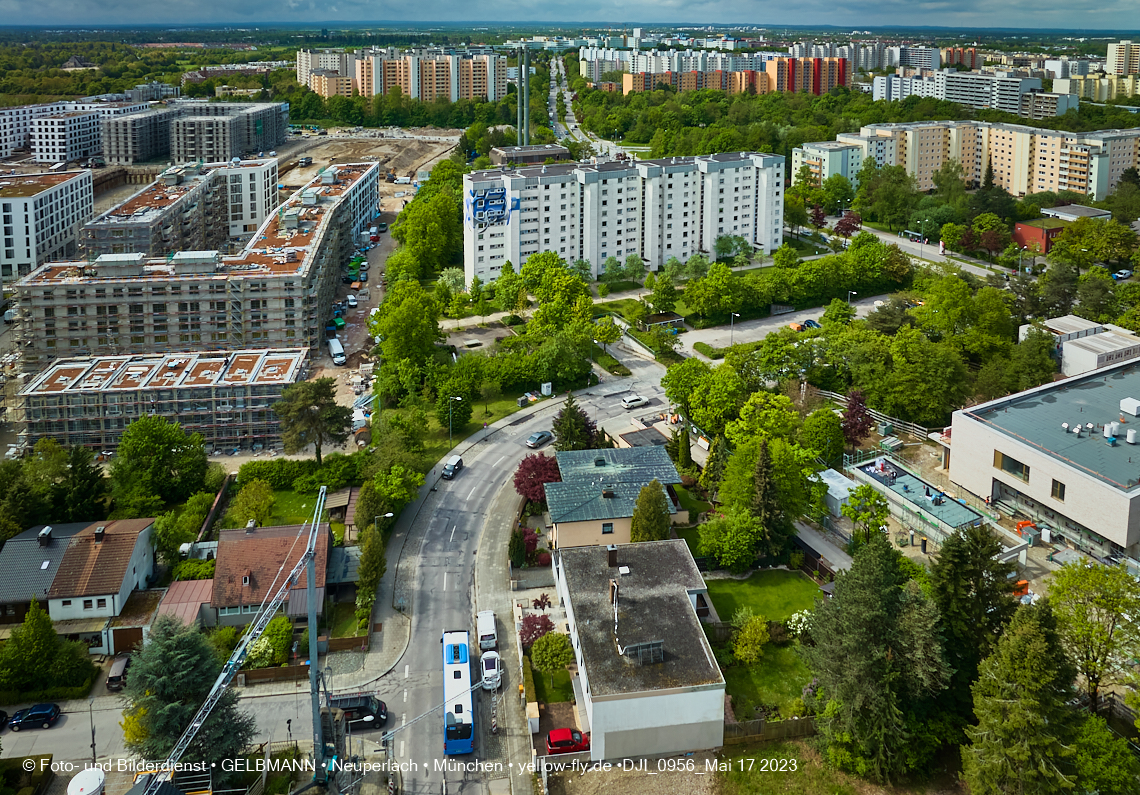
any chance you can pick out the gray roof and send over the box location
[327,545,361,584]
[959,359,1140,490]
[1041,204,1113,221]
[0,523,93,605]
[558,540,723,696]
[546,480,677,524]
[555,446,681,485]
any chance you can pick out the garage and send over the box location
[112,626,144,654]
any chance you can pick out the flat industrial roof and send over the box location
[559,540,723,697]
[0,171,87,198]
[1045,315,1103,336]
[961,359,1140,490]
[20,348,307,395]
[1066,331,1140,357]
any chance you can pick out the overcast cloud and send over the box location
[1,0,1139,31]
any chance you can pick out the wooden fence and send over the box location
[811,387,930,440]
[724,716,816,744]
[326,634,369,652]
[238,665,309,684]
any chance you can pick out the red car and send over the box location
[546,728,590,755]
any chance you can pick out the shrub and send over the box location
[508,529,526,569]
[789,550,805,570]
[522,655,537,703]
[520,614,555,648]
[692,341,724,360]
[211,626,241,662]
[172,558,215,581]
[597,283,611,297]
[503,314,523,326]
[237,459,319,490]
[204,462,227,494]
[535,551,551,567]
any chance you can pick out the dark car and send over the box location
[803,319,822,329]
[547,728,590,755]
[378,222,388,233]
[342,274,354,284]
[9,703,61,731]
[526,431,553,449]
[359,270,368,283]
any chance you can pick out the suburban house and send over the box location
[45,518,157,654]
[0,522,92,626]
[211,524,331,627]
[553,540,725,761]
[544,447,683,548]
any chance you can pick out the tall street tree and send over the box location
[961,601,1077,795]
[122,615,256,768]
[274,378,353,466]
[551,393,597,451]
[630,479,670,542]
[929,525,1018,724]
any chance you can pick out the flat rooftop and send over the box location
[859,458,984,529]
[559,540,723,697]
[962,360,1140,490]
[467,151,774,182]
[0,171,87,198]
[20,348,307,395]
[1044,314,1102,336]
[1020,218,1069,230]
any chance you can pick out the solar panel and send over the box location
[624,640,664,665]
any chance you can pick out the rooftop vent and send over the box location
[602,488,615,498]
[38,526,52,547]
[594,457,606,467]
[94,526,106,543]
[245,519,256,533]
[607,544,618,567]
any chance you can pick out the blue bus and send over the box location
[442,630,475,754]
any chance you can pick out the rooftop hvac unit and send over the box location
[1122,397,1140,417]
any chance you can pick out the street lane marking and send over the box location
[493,455,505,466]
[399,741,405,757]
[450,525,457,543]
[402,713,406,725]
[466,486,476,501]
[404,665,409,678]
[443,572,448,591]
[404,689,408,702]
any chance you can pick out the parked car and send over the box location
[359,260,370,271]
[378,222,388,232]
[803,319,822,329]
[342,274,354,284]
[347,295,358,308]
[8,703,61,731]
[1114,269,1134,281]
[481,651,503,690]
[359,271,368,283]
[546,728,590,755]
[526,431,553,448]
[621,395,649,410]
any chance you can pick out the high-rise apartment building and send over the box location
[623,58,846,97]
[832,121,1140,199]
[462,153,785,285]
[309,70,355,99]
[11,163,378,373]
[1106,41,1140,76]
[352,52,507,102]
[0,170,94,281]
[297,49,357,87]
[942,48,980,70]
[873,70,1076,118]
[82,158,278,257]
[101,102,288,165]
[30,111,101,164]
[790,141,866,189]
[1056,74,1140,102]
[0,100,150,160]
[101,107,180,165]
[887,46,941,71]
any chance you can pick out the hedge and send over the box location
[0,675,94,705]
[0,756,53,795]
[237,459,319,489]
[522,654,537,704]
[692,342,724,360]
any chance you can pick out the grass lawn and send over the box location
[326,601,359,638]
[675,485,711,516]
[675,526,702,557]
[383,393,531,468]
[533,666,574,704]
[717,741,857,795]
[599,279,642,293]
[590,343,631,376]
[706,569,820,623]
[784,236,828,256]
[268,490,328,526]
[593,297,642,320]
[724,644,812,716]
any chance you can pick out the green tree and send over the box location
[1075,266,1120,323]
[508,528,526,569]
[623,253,646,283]
[698,508,762,573]
[801,535,950,782]
[123,615,256,767]
[1050,561,1140,715]
[749,439,789,554]
[630,479,670,542]
[372,279,441,368]
[699,435,729,495]
[436,389,473,433]
[733,614,770,664]
[841,484,890,545]
[1008,327,1059,391]
[1073,714,1140,795]
[661,357,711,416]
[551,393,597,451]
[0,597,95,692]
[356,523,387,618]
[724,391,800,448]
[961,601,1077,795]
[800,408,845,465]
[784,198,810,237]
[772,243,801,269]
[62,444,109,522]
[678,426,693,470]
[593,316,623,351]
[929,525,1019,723]
[226,478,275,528]
[689,363,746,436]
[821,297,856,327]
[152,492,213,565]
[374,464,425,510]
[530,631,575,687]
[111,415,208,505]
[648,273,679,313]
[273,378,353,467]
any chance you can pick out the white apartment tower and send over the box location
[30,111,101,164]
[1,170,94,280]
[463,153,784,285]
[1107,41,1140,76]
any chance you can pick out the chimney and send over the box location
[609,578,619,605]
[94,526,106,543]
[245,519,257,533]
[607,544,618,567]
[602,488,615,498]
[38,526,52,547]
[594,457,605,467]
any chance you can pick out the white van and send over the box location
[328,338,347,365]
[477,610,497,651]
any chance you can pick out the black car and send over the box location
[9,703,61,731]
[342,274,354,284]
[359,270,368,283]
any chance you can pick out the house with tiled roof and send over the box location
[544,447,683,549]
[0,522,91,626]
[211,524,331,627]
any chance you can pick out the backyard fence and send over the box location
[326,634,369,653]
[724,716,816,744]
[811,387,930,439]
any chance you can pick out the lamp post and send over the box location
[374,511,394,538]
[847,290,857,306]
[729,312,740,346]
[89,697,97,765]
[448,395,462,447]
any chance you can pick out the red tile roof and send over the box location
[212,524,330,608]
[158,579,214,625]
[47,519,154,599]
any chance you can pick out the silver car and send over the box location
[481,651,502,690]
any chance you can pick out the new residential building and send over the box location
[101,107,181,166]
[17,348,308,452]
[1107,41,1140,76]
[100,102,288,165]
[830,121,1140,199]
[462,152,785,285]
[0,170,94,280]
[82,158,279,257]
[790,141,865,188]
[12,163,378,372]
[0,99,150,160]
[29,111,101,164]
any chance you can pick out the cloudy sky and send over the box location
[1,0,1139,30]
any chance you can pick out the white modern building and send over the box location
[872,70,1074,117]
[0,99,150,159]
[1019,315,1140,377]
[949,358,1140,560]
[463,152,784,284]
[30,111,101,164]
[791,140,865,188]
[0,170,94,280]
[553,540,724,761]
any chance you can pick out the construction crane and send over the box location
[139,486,331,795]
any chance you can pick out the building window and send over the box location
[83,599,93,610]
[97,598,107,609]
[62,600,71,607]
[994,450,1030,482]
[1051,479,1066,502]
[602,523,614,535]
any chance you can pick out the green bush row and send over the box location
[692,342,724,360]
[522,654,537,704]
[0,677,94,706]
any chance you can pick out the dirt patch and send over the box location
[539,701,581,735]
[547,752,718,795]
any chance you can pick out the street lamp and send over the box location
[373,512,394,538]
[729,312,740,346]
[89,697,97,765]
[448,396,462,447]
[847,290,857,306]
